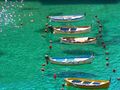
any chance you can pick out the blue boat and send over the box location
[47,14,85,22]
[48,55,94,65]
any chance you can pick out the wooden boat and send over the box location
[61,37,96,44]
[53,26,91,34]
[47,14,85,22]
[65,78,110,89]
[48,55,94,65]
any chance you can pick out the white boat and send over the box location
[47,14,85,22]
[48,55,94,65]
[61,37,96,44]
[53,26,91,34]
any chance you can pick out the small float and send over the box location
[60,37,96,44]
[48,55,94,65]
[65,78,110,89]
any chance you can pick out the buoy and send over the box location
[113,69,116,73]
[20,23,23,26]
[49,40,52,43]
[95,15,98,18]
[53,73,57,80]
[46,16,49,18]
[103,44,106,49]
[42,64,46,66]
[98,29,102,33]
[30,19,34,22]
[49,45,52,49]
[44,29,48,32]
[45,23,48,26]
[62,84,65,87]
[45,55,49,60]
[99,25,103,28]
[106,57,109,60]
[117,78,120,80]
[105,52,109,55]
[41,68,45,72]
[60,88,64,90]
[99,34,102,38]
[45,55,49,64]
[106,62,109,66]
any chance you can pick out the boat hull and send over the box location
[48,15,85,22]
[65,78,110,89]
[60,37,96,44]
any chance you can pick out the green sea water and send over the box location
[0,0,120,90]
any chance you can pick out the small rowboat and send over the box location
[61,37,96,44]
[65,78,110,89]
[47,14,85,22]
[48,55,94,65]
[53,26,91,34]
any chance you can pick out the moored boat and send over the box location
[65,78,110,88]
[61,37,96,44]
[47,14,85,22]
[48,55,94,65]
[53,26,91,34]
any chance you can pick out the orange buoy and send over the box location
[49,45,52,49]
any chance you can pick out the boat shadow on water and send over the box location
[63,49,96,56]
[46,71,96,78]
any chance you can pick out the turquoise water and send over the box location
[0,0,120,90]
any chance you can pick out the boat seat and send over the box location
[61,27,69,32]
[92,82,100,85]
[82,81,91,84]
[72,80,82,83]
[71,28,76,31]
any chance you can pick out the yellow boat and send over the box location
[65,78,110,89]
